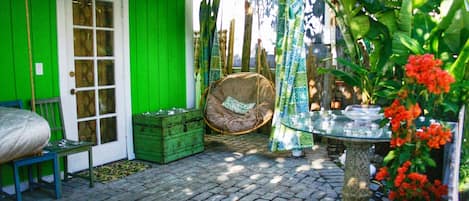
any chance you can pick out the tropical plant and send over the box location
[325,0,469,193]
[319,58,393,104]
[375,54,455,201]
[324,0,469,108]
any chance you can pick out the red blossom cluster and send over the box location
[379,54,454,201]
[375,166,389,181]
[405,54,455,94]
[416,123,452,149]
[384,100,421,132]
[376,161,448,201]
[384,100,421,147]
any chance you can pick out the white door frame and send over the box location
[185,0,195,108]
[121,0,134,160]
[56,0,134,171]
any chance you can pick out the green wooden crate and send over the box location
[133,112,184,128]
[184,119,204,131]
[183,109,203,122]
[135,144,204,164]
[134,128,204,163]
[133,108,205,164]
[133,108,202,128]
[133,124,185,137]
[134,128,204,152]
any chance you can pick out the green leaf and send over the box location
[391,32,411,63]
[337,58,369,75]
[383,150,396,164]
[376,11,398,36]
[339,0,357,15]
[423,155,437,167]
[328,69,362,87]
[394,32,425,54]
[442,102,460,114]
[397,0,413,34]
[350,15,370,39]
[448,38,469,82]
[442,9,467,52]
[378,80,401,89]
[451,80,469,88]
[399,152,412,164]
[412,0,428,8]
[374,89,397,98]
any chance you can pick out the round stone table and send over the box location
[282,110,390,201]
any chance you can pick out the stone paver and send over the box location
[2,133,344,201]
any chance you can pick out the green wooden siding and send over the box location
[129,0,187,114]
[0,0,59,186]
[1,0,189,187]
[0,0,59,104]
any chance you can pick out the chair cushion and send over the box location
[222,96,256,114]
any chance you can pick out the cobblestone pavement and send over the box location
[4,133,344,201]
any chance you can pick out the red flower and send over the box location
[408,172,428,187]
[389,190,397,200]
[430,179,448,199]
[375,167,389,181]
[390,137,407,147]
[384,100,420,134]
[383,54,452,201]
[417,123,452,149]
[405,54,455,95]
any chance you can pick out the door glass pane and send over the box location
[76,90,96,118]
[98,60,114,85]
[75,60,94,87]
[73,0,92,26]
[74,29,94,56]
[100,117,117,143]
[99,89,115,114]
[97,30,113,56]
[78,120,97,145]
[96,1,113,28]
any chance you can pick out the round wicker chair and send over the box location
[204,72,275,135]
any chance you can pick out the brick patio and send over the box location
[3,133,345,201]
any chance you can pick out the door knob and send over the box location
[70,89,76,95]
[69,71,75,77]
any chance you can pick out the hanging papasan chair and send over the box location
[204,72,275,135]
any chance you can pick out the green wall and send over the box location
[0,0,59,186]
[129,0,187,114]
[1,0,189,187]
[0,0,59,105]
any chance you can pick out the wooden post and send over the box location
[193,31,200,75]
[256,39,262,74]
[306,43,320,111]
[261,49,273,81]
[321,51,333,110]
[227,19,235,74]
[241,0,253,72]
[25,0,35,112]
[218,30,227,75]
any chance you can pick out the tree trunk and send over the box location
[227,19,235,74]
[218,30,227,75]
[241,1,253,72]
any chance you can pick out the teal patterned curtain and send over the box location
[209,31,223,84]
[269,0,313,152]
[196,0,221,109]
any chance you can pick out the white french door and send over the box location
[57,0,128,172]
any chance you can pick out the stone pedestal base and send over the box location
[342,141,372,201]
